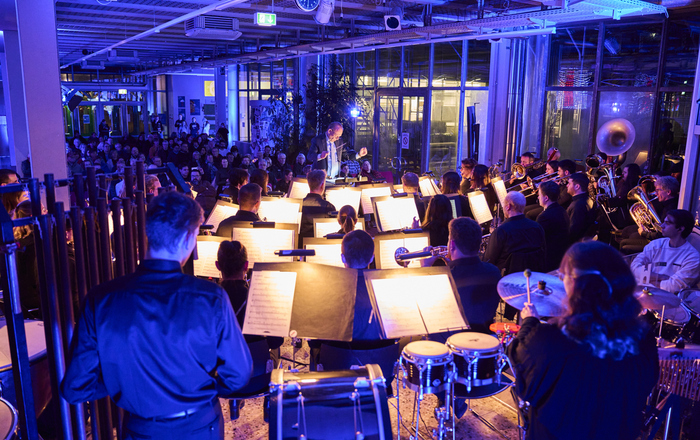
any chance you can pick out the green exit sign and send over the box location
[255,12,277,26]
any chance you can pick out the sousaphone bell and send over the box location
[596,118,636,156]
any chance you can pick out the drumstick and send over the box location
[524,269,532,305]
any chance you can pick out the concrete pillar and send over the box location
[215,65,227,139]
[12,0,68,193]
[485,40,511,167]
[227,65,238,144]
[0,31,28,172]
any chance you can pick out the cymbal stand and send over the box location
[657,305,666,347]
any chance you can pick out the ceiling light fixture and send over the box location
[473,27,556,40]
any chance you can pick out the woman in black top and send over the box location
[507,241,658,440]
[336,205,357,235]
[421,194,452,247]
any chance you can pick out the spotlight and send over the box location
[350,107,360,118]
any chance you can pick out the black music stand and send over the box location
[303,238,345,268]
[242,262,358,341]
[373,230,430,269]
[371,194,420,232]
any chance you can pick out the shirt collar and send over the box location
[138,259,183,274]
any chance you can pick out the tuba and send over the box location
[627,177,662,233]
[596,118,636,156]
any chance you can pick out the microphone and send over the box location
[274,249,316,257]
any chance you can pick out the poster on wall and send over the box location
[178,96,185,108]
[190,99,201,115]
[249,100,274,152]
[178,108,186,118]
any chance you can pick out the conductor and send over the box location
[308,122,368,179]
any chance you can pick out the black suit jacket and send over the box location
[566,193,593,244]
[483,214,546,274]
[216,210,261,238]
[300,193,336,243]
[536,203,570,272]
[308,135,359,172]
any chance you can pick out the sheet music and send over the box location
[370,278,428,338]
[450,199,458,219]
[360,186,392,214]
[258,200,301,224]
[412,275,467,332]
[468,192,493,224]
[231,228,295,263]
[305,243,344,268]
[325,189,362,214]
[315,220,363,238]
[205,203,239,233]
[375,198,419,232]
[243,271,297,337]
[289,181,310,199]
[419,178,440,196]
[378,236,430,269]
[493,180,508,207]
[193,240,222,278]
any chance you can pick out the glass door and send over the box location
[78,105,97,136]
[374,91,427,183]
[127,105,145,136]
[103,105,123,137]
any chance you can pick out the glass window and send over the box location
[597,91,655,171]
[239,65,248,90]
[466,40,491,86]
[272,61,284,90]
[103,105,122,137]
[78,105,97,135]
[429,90,460,174]
[378,48,400,87]
[543,90,593,162]
[249,64,260,90]
[63,105,74,137]
[547,26,598,87]
[285,60,295,90]
[401,95,425,176]
[356,51,375,88]
[101,90,123,101]
[127,105,144,136]
[355,89,374,159]
[239,92,249,141]
[433,42,462,88]
[663,21,700,87]
[404,44,430,88]
[260,63,271,89]
[462,90,489,161]
[82,91,100,102]
[601,23,662,87]
[652,91,693,172]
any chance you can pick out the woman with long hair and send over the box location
[336,205,357,235]
[507,241,658,440]
[468,164,497,213]
[421,194,453,247]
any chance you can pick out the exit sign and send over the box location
[255,12,277,26]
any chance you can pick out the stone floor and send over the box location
[222,339,523,440]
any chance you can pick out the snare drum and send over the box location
[680,289,700,344]
[447,332,504,393]
[644,305,691,343]
[400,341,453,395]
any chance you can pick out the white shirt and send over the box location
[326,135,339,178]
[631,237,700,293]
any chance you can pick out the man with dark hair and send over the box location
[217,183,262,238]
[536,180,570,271]
[341,229,375,269]
[62,191,252,439]
[566,173,594,244]
[224,168,249,201]
[308,122,368,179]
[631,209,700,294]
[460,158,477,195]
[556,159,577,208]
[300,170,336,244]
[189,168,217,218]
[402,172,426,222]
[643,175,680,241]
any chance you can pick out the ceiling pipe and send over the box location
[59,0,250,69]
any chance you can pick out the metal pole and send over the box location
[69,208,88,302]
[34,214,74,440]
[135,191,146,262]
[98,175,108,200]
[44,174,56,215]
[96,199,113,284]
[124,166,134,200]
[74,174,86,209]
[121,198,135,274]
[86,166,98,208]
[111,199,125,278]
[135,161,146,193]
[28,179,41,217]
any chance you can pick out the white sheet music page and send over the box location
[375,198,419,232]
[360,187,392,214]
[305,243,344,267]
[289,182,310,199]
[325,189,362,214]
[232,228,295,263]
[378,236,430,269]
[243,271,297,337]
[468,192,493,224]
[259,200,301,224]
[315,220,363,238]
[412,274,467,333]
[193,240,222,278]
[370,278,427,338]
[205,203,239,233]
[419,178,440,196]
[450,199,458,219]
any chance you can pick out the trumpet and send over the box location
[394,246,448,267]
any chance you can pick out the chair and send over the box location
[229,338,275,421]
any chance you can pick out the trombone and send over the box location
[394,246,448,267]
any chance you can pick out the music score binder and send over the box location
[204,200,239,234]
[193,236,226,278]
[287,177,310,200]
[467,190,493,225]
[371,194,420,232]
[325,186,363,215]
[303,238,345,268]
[373,231,430,269]
[258,196,302,225]
[419,176,441,197]
[359,183,393,215]
[313,217,366,238]
[363,266,469,339]
[227,221,298,265]
[242,262,358,341]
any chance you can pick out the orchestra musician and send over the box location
[62,191,252,440]
[535,180,570,272]
[416,195,453,247]
[556,159,576,209]
[459,157,477,196]
[566,173,595,245]
[441,171,472,219]
[507,241,658,440]
[401,172,426,222]
[216,183,262,238]
[300,170,336,244]
[467,164,498,213]
[336,204,358,235]
[630,209,700,293]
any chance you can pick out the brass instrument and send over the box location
[585,153,604,173]
[628,177,662,233]
[596,118,636,156]
[394,246,448,267]
[479,234,491,258]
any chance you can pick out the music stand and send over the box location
[419,176,441,197]
[287,177,310,199]
[363,266,468,339]
[371,194,420,232]
[467,190,493,225]
[258,196,302,225]
[313,217,366,238]
[242,262,358,341]
[490,177,508,208]
[193,236,226,278]
[373,231,430,269]
[303,238,345,268]
[325,186,363,215]
[203,200,239,234]
[227,221,298,265]
[359,183,393,216]
[422,195,462,219]
[393,184,404,193]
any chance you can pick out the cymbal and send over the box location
[497,272,568,317]
[634,285,680,310]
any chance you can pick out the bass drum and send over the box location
[680,289,700,344]
[269,365,392,440]
[0,398,17,440]
[0,319,51,417]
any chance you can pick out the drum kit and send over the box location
[639,286,700,347]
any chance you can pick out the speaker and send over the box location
[66,92,83,112]
[384,15,401,30]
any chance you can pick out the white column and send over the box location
[215,66,227,138]
[227,65,238,144]
[0,31,28,172]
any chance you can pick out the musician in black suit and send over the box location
[308,122,368,179]
[536,181,570,272]
[566,173,594,245]
[300,170,336,244]
[216,183,262,238]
